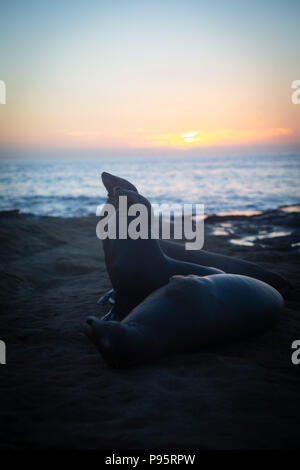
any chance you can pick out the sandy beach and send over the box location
[1,207,300,449]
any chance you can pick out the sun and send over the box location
[181,131,204,144]
[181,131,199,138]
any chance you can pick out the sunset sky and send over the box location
[0,0,299,156]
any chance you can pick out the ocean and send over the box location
[0,154,299,217]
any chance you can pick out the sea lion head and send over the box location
[101,172,138,197]
[85,316,149,368]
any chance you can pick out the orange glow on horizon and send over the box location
[0,124,298,151]
[128,127,295,149]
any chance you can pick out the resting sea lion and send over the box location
[86,273,284,368]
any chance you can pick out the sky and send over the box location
[0,0,299,156]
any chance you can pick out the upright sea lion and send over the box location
[100,172,289,296]
[100,187,223,320]
[86,273,284,368]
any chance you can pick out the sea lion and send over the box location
[99,172,289,296]
[86,273,284,368]
[100,186,223,320]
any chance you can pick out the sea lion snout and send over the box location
[102,171,138,194]
[101,172,113,192]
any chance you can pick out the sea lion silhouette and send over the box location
[98,172,289,304]
[86,273,284,368]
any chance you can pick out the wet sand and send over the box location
[1,208,300,449]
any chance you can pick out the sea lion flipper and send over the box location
[102,306,117,321]
[101,299,130,322]
[97,288,115,305]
